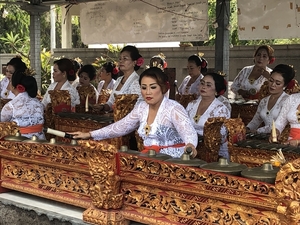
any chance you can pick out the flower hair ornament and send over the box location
[197,52,207,68]
[269,57,275,64]
[152,53,168,69]
[16,84,25,93]
[286,79,296,90]
[136,57,144,66]
[69,69,75,76]
[112,67,119,75]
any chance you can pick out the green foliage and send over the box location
[92,44,123,69]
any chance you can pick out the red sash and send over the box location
[289,128,300,140]
[141,143,185,154]
[19,124,43,134]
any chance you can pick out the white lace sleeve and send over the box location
[90,103,140,140]
[247,99,265,131]
[275,96,290,133]
[128,79,143,102]
[171,104,198,147]
[0,102,13,122]
[230,67,248,94]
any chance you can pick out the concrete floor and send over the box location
[0,191,145,225]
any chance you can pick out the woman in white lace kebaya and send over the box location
[177,54,207,96]
[0,57,27,99]
[96,45,144,112]
[71,67,198,158]
[97,62,117,93]
[42,58,80,110]
[1,71,45,139]
[231,45,275,100]
[247,64,295,134]
[186,73,230,160]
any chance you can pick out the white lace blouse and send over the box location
[1,92,45,139]
[90,97,198,158]
[231,65,272,96]
[106,71,142,109]
[0,77,15,99]
[97,79,116,93]
[42,80,80,108]
[275,94,300,135]
[247,92,289,133]
[186,97,230,159]
[177,74,203,96]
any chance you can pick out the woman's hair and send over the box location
[121,45,142,71]
[204,72,227,97]
[53,58,76,81]
[7,57,27,73]
[271,64,295,86]
[254,45,275,62]
[102,62,119,79]
[188,54,208,74]
[11,71,38,98]
[78,64,96,80]
[139,67,169,94]
[150,53,167,69]
[70,58,83,74]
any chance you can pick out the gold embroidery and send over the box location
[193,114,201,123]
[144,124,151,136]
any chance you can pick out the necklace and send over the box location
[193,114,201,123]
[144,124,151,136]
[248,78,255,85]
[4,90,9,97]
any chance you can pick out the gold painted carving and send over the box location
[203,117,226,162]
[79,140,123,209]
[276,158,300,224]
[83,206,129,225]
[121,183,281,224]
[0,122,18,139]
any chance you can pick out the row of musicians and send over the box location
[0,45,298,160]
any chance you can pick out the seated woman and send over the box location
[231,45,275,100]
[76,64,99,105]
[272,66,300,146]
[186,72,230,160]
[71,67,198,158]
[96,45,144,112]
[1,71,45,139]
[97,62,117,96]
[1,56,27,99]
[42,58,80,111]
[177,53,207,96]
[247,64,294,134]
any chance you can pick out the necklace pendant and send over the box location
[193,114,201,123]
[144,124,151,136]
[297,110,300,123]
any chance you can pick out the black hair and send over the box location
[188,54,208,74]
[204,72,227,97]
[11,71,38,98]
[139,67,169,94]
[53,58,76,81]
[78,64,96,80]
[102,62,119,79]
[120,45,142,71]
[271,64,295,86]
[70,59,83,74]
[7,57,27,73]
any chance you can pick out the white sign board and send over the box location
[237,0,300,40]
[80,0,208,44]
